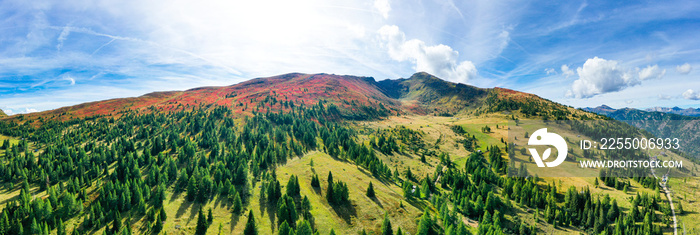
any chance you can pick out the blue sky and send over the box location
[1,0,699,114]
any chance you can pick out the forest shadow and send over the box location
[330,200,357,225]
[169,189,183,203]
[371,196,384,208]
[175,198,194,220]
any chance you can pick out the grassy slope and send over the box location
[3,113,698,234]
[225,151,425,235]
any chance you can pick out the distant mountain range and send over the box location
[583,105,700,158]
[583,105,700,117]
[645,106,700,117]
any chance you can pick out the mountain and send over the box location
[646,106,700,116]
[0,109,5,117]
[0,72,688,235]
[8,72,556,123]
[5,73,402,123]
[581,104,618,116]
[377,72,488,115]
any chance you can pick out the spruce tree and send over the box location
[56,219,66,235]
[366,181,375,198]
[195,207,208,235]
[278,221,291,235]
[417,208,432,235]
[233,192,243,214]
[296,220,312,235]
[381,212,393,235]
[243,210,257,235]
[159,206,167,221]
[207,208,214,225]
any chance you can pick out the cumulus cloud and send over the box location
[378,25,477,84]
[567,57,669,98]
[374,0,391,19]
[561,64,574,78]
[638,65,665,80]
[676,63,692,75]
[567,57,638,98]
[683,89,700,100]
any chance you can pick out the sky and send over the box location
[1,0,699,115]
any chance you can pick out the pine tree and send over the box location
[56,219,66,235]
[112,212,122,234]
[233,192,243,214]
[187,176,198,201]
[326,182,335,204]
[195,207,208,235]
[421,179,430,199]
[366,181,375,198]
[160,206,167,221]
[152,214,163,234]
[296,220,312,235]
[381,212,393,235]
[278,221,292,235]
[310,174,320,187]
[417,208,432,235]
[243,210,258,235]
[327,171,333,186]
[286,175,300,197]
[207,208,214,225]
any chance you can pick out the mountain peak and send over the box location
[599,104,613,109]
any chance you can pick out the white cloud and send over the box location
[56,25,71,51]
[638,65,665,80]
[374,0,391,19]
[657,94,671,100]
[683,89,700,100]
[24,108,38,113]
[64,76,76,85]
[567,57,638,98]
[378,25,477,84]
[561,64,574,77]
[544,68,555,75]
[676,63,692,75]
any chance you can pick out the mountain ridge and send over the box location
[4,72,592,124]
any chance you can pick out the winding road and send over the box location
[650,161,677,235]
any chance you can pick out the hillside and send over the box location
[0,72,693,235]
[4,73,400,123]
[0,109,5,117]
